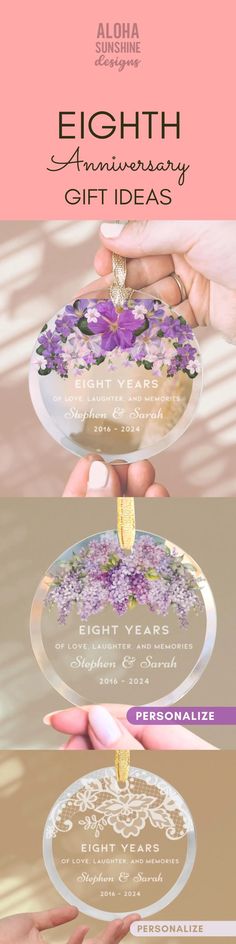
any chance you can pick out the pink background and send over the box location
[1,0,235,219]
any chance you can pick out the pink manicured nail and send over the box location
[43,714,53,725]
[89,706,120,745]
[100,222,127,237]
[87,461,109,489]
[43,710,62,725]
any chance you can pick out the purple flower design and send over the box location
[37,329,68,375]
[167,343,198,377]
[55,306,78,338]
[46,534,202,627]
[87,300,145,353]
[158,315,193,342]
[38,329,60,352]
[36,298,200,379]
[131,300,164,316]
[146,304,165,322]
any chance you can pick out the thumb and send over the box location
[88,706,143,749]
[100,220,206,258]
[86,460,121,496]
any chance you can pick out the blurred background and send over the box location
[0,220,236,497]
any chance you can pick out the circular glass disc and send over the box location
[29,291,202,462]
[43,764,196,919]
[30,529,216,706]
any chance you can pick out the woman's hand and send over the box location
[63,455,169,497]
[0,908,139,944]
[94,220,236,339]
[44,704,217,751]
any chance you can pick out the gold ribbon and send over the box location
[115,502,133,785]
[115,750,130,785]
[110,253,132,309]
[117,497,135,551]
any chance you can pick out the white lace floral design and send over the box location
[47,772,190,842]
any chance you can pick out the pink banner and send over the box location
[1,0,235,219]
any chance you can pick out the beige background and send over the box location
[0,497,235,750]
[0,750,235,943]
[0,220,236,497]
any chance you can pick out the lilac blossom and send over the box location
[46,534,202,628]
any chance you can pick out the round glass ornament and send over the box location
[30,529,216,706]
[43,764,196,919]
[29,285,202,463]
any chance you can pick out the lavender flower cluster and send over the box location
[46,534,202,628]
[36,298,200,380]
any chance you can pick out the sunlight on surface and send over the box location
[0,755,23,792]
[0,220,235,496]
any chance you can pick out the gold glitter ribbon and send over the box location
[115,750,130,785]
[110,253,132,308]
[117,497,135,551]
[115,502,133,786]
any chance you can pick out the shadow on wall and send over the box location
[0,220,236,496]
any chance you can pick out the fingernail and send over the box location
[43,713,53,725]
[87,460,109,489]
[43,711,62,725]
[89,706,120,745]
[100,222,127,238]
